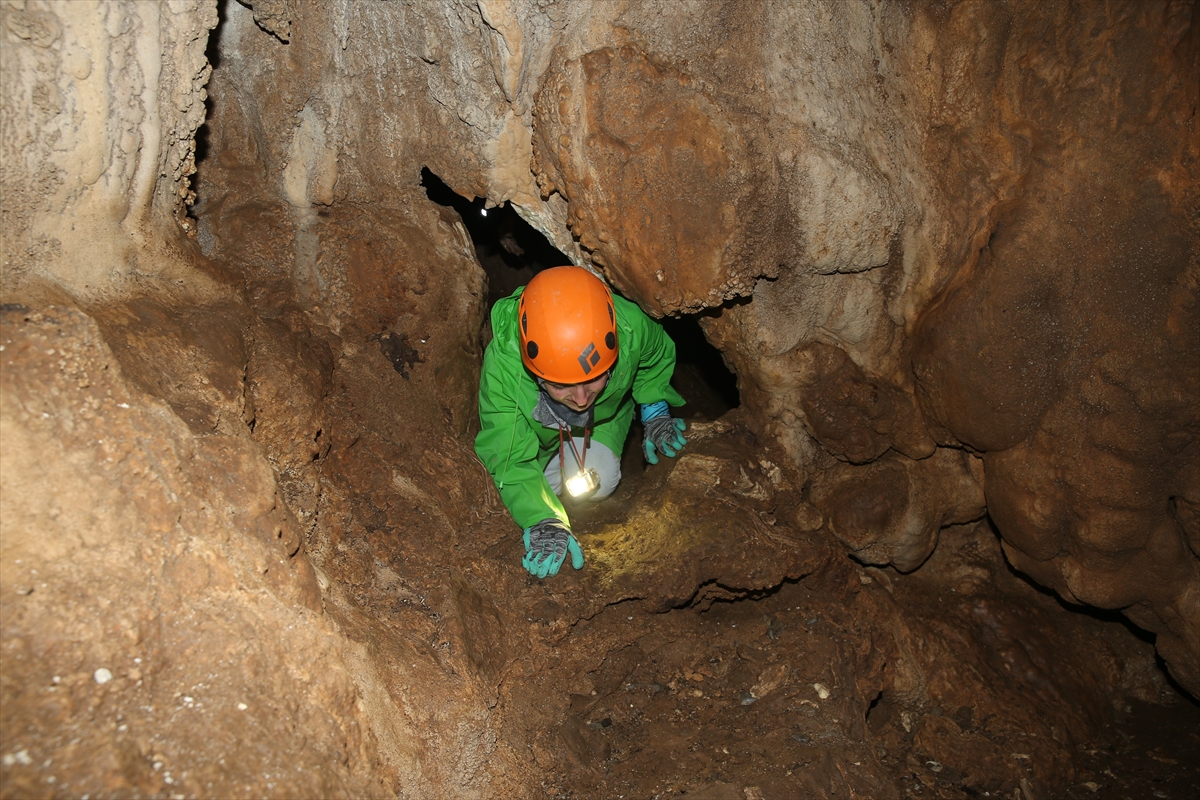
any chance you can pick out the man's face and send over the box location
[543,371,610,412]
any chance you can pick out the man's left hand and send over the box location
[641,401,688,464]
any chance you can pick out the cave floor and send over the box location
[530,485,1200,800]
[306,332,1200,800]
[2,297,1196,799]
[1060,698,1200,800]
[558,604,1200,800]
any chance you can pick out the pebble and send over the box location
[93,668,113,685]
[812,682,830,700]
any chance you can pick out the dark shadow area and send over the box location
[421,167,569,311]
[661,313,739,422]
[194,0,230,168]
[987,517,1198,705]
[993,522,1156,641]
[421,167,740,425]
[1157,653,1200,708]
[693,574,806,612]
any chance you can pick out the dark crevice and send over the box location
[986,518,1199,701]
[866,689,883,722]
[993,522,1159,644]
[1157,652,1200,706]
[574,594,646,625]
[421,167,569,312]
[421,167,740,425]
[661,313,740,421]
[194,0,230,168]
[689,575,808,613]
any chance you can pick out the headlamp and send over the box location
[565,467,600,497]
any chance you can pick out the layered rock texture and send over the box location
[2,0,1197,797]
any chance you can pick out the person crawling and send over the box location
[474,266,688,578]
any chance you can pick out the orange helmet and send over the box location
[518,266,619,384]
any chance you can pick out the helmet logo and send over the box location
[577,342,601,375]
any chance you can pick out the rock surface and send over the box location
[1,0,1198,798]
[0,307,382,797]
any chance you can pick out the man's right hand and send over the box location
[522,518,585,579]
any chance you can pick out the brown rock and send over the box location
[812,449,987,572]
[533,44,782,315]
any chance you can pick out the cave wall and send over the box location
[186,0,1199,692]
[0,0,217,300]
[1,1,502,796]
[1,0,1198,796]
[0,306,384,798]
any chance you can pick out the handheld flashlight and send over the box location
[565,467,600,497]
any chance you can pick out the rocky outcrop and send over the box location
[908,3,1200,692]
[0,307,376,797]
[531,43,786,314]
[0,1,218,300]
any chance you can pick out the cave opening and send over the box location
[421,167,743,530]
[420,166,741,426]
[659,313,740,423]
[420,167,564,311]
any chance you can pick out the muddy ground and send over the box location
[505,415,1200,799]
[1,292,1197,800]
[305,325,1200,800]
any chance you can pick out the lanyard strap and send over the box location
[558,424,591,485]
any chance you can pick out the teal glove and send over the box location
[641,401,687,464]
[522,518,585,579]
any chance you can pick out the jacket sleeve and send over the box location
[474,342,570,530]
[629,306,687,409]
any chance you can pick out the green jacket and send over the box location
[475,287,685,529]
